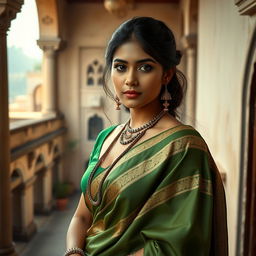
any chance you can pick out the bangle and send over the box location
[64,247,85,256]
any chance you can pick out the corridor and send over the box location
[16,193,80,256]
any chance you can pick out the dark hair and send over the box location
[103,16,186,118]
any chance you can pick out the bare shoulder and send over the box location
[155,114,183,131]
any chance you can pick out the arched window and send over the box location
[87,65,94,74]
[87,77,94,86]
[98,65,103,73]
[97,64,103,86]
[86,60,104,86]
[88,115,103,140]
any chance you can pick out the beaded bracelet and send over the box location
[64,247,86,256]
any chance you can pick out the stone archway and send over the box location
[236,25,256,256]
[33,84,42,111]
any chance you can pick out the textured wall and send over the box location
[196,0,256,254]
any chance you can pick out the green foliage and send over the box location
[53,182,70,199]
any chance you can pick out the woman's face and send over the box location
[111,40,168,111]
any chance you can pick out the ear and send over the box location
[162,67,175,85]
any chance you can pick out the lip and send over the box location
[123,90,141,94]
[123,90,141,99]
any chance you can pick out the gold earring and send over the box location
[161,85,172,112]
[115,95,121,110]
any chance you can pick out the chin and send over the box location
[124,104,142,110]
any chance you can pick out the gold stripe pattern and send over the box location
[95,135,207,216]
[89,126,194,196]
[135,174,212,220]
[87,219,105,236]
[201,178,213,196]
[87,208,139,237]
[114,125,195,170]
[112,209,139,238]
[88,174,212,237]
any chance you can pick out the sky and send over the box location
[7,0,42,60]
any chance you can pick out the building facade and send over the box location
[0,0,256,255]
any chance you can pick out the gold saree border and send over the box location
[97,135,208,215]
[89,125,194,195]
[114,125,195,169]
[88,174,212,237]
[87,219,105,237]
[87,208,139,237]
[135,174,213,220]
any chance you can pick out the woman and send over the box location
[65,17,228,256]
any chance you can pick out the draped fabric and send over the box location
[81,125,228,256]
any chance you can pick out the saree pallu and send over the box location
[81,125,228,256]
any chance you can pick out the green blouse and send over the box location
[81,125,118,194]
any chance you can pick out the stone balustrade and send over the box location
[9,114,66,241]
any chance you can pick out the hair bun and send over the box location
[174,50,182,65]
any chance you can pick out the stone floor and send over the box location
[15,193,80,256]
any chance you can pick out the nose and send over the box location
[125,69,138,86]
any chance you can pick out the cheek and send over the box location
[112,75,121,86]
[142,73,163,88]
[111,73,123,94]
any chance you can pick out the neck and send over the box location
[129,102,163,128]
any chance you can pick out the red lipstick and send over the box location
[123,90,141,99]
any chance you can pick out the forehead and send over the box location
[113,40,153,61]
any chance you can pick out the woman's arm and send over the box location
[66,193,92,254]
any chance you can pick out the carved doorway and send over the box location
[243,62,256,255]
[237,27,256,256]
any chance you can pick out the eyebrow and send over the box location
[113,58,157,64]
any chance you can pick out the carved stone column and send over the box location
[0,1,23,255]
[181,34,197,126]
[34,164,54,214]
[37,38,62,114]
[13,177,37,241]
[42,164,53,212]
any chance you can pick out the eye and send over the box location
[138,64,153,72]
[113,64,127,72]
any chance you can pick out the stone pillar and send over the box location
[42,164,53,212]
[0,1,23,255]
[34,165,54,214]
[37,38,62,114]
[181,34,197,126]
[13,177,37,241]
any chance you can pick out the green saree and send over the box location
[81,125,228,256]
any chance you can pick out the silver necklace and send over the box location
[120,111,166,145]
